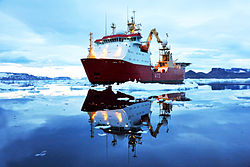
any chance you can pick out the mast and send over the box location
[111,23,116,35]
[87,32,95,59]
[127,11,141,34]
[127,6,129,32]
[133,11,136,24]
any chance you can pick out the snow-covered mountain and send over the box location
[0,72,71,80]
[186,68,250,79]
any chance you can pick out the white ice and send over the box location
[0,79,198,98]
[1,78,250,99]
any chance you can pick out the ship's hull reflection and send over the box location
[82,87,190,157]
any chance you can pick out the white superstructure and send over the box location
[93,34,151,66]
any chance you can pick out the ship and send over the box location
[81,12,190,84]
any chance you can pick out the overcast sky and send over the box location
[0,0,250,78]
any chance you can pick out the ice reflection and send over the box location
[82,87,190,157]
[210,84,250,90]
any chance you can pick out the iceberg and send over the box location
[35,150,47,157]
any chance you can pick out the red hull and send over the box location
[81,59,185,84]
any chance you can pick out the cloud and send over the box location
[0,11,86,68]
[229,59,250,68]
[0,56,33,64]
[0,0,250,77]
[0,12,45,48]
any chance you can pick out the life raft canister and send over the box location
[162,67,168,73]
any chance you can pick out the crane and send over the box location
[140,28,162,52]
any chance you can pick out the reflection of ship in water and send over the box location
[82,86,151,155]
[81,87,190,157]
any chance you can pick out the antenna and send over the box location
[105,12,107,36]
[111,23,116,35]
[133,11,136,24]
[127,6,129,23]
[127,7,129,32]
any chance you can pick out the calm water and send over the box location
[0,85,250,167]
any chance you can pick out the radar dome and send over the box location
[162,39,168,46]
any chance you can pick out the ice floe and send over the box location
[98,133,107,136]
[92,80,198,91]
[0,79,198,98]
[238,103,250,107]
[1,78,250,99]
[35,150,47,157]
[95,125,111,129]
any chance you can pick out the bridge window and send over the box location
[98,36,141,44]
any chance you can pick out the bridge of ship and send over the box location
[94,33,142,44]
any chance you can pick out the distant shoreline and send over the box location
[185,68,250,79]
[1,68,250,81]
[0,72,72,80]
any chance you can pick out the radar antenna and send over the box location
[127,11,141,34]
[111,23,116,35]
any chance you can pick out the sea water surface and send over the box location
[0,80,250,167]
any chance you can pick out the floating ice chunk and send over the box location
[137,130,147,134]
[238,103,250,107]
[28,90,40,93]
[181,103,214,110]
[95,125,111,129]
[195,104,213,108]
[98,133,107,136]
[163,100,172,104]
[91,80,198,91]
[36,87,50,90]
[0,83,15,90]
[35,150,47,157]
[114,81,198,91]
[117,97,130,101]
[70,86,85,90]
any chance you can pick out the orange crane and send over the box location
[140,28,162,52]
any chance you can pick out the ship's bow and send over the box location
[81,58,132,84]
